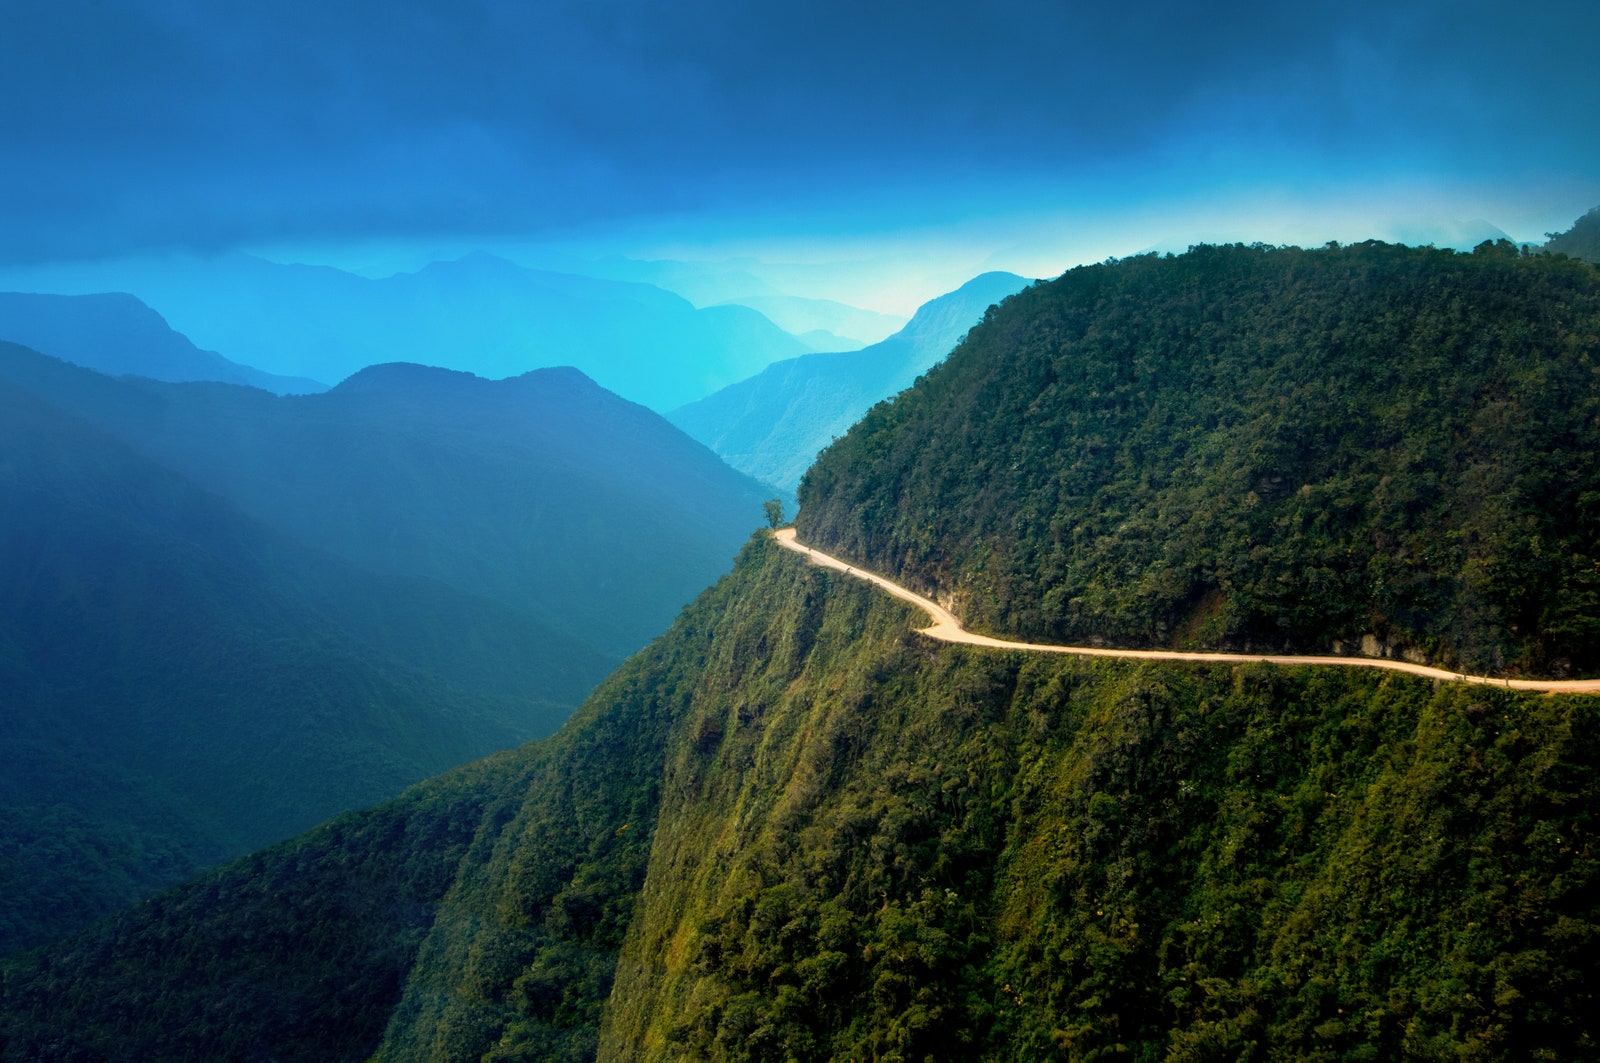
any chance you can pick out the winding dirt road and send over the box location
[773,528,1600,694]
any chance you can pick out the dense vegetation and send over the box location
[1545,205,1600,264]
[800,241,1600,677]
[5,538,1596,1059]
[602,544,1600,1061]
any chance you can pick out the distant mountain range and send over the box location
[0,352,608,951]
[548,255,909,347]
[0,291,326,393]
[669,271,1031,496]
[710,294,907,350]
[45,252,813,410]
[0,344,772,953]
[0,347,773,660]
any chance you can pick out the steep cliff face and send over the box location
[591,542,1600,1061]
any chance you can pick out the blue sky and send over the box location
[4,0,1598,313]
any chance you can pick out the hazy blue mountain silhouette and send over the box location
[0,291,326,393]
[0,353,619,952]
[106,252,810,410]
[669,271,1031,495]
[0,346,773,660]
[710,293,907,348]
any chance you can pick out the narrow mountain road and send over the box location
[774,528,1600,694]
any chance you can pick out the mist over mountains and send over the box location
[9,253,814,411]
[0,341,773,953]
[0,346,774,659]
[0,355,604,951]
[562,257,910,347]
[0,291,325,394]
[670,271,1031,495]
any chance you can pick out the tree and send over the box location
[763,500,785,529]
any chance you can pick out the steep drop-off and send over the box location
[6,537,1598,1060]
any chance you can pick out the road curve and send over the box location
[773,528,1600,694]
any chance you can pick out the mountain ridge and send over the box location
[0,290,325,393]
[0,344,774,660]
[0,363,610,952]
[22,252,814,410]
[669,270,1031,495]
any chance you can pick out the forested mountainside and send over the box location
[6,537,1597,1060]
[1545,205,1600,264]
[0,291,325,393]
[670,272,1030,495]
[800,241,1600,678]
[6,240,1599,1060]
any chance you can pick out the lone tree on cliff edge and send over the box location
[763,499,785,529]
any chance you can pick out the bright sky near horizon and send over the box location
[3,0,1597,316]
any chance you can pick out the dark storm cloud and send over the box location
[2,0,1596,262]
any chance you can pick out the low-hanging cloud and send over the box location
[2,0,1596,264]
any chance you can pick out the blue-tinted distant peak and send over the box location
[334,362,487,394]
[332,361,608,404]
